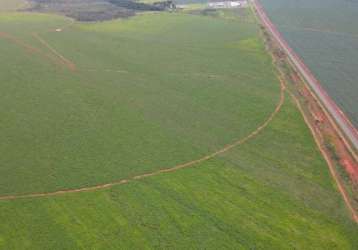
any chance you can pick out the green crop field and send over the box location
[260,0,358,128]
[0,7,357,249]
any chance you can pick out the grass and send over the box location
[0,12,279,195]
[0,9,357,249]
[0,94,357,249]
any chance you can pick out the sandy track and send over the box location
[0,79,285,201]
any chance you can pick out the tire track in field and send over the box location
[32,32,77,71]
[0,32,66,69]
[0,31,125,74]
[0,79,285,201]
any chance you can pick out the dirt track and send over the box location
[0,31,66,68]
[252,0,358,151]
[32,32,76,71]
[251,0,358,222]
[287,88,358,223]
[0,79,285,201]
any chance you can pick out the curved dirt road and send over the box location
[0,80,286,201]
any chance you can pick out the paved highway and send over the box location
[252,0,358,150]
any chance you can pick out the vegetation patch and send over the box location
[0,6,357,249]
[26,0,175,21]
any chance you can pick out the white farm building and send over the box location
[208,0,248,9]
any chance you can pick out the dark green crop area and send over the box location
[260,0,358,127]
[0,9,357,249]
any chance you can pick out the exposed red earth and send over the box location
[2,7,357,225]
[253,0,358,152]
[0,18,288,201]
[251,0,358,222]
[0,78,286,201]
[287,88,358,223]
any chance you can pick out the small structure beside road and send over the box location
[208,0,248,9]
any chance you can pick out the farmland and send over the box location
[260,0,358,128]
[0,6,357,249]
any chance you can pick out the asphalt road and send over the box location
[252,0,358,150]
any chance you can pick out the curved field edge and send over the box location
[0,9,357,249]
[0,12,280,195]
[0,78,285,200]
[0,95,357,249]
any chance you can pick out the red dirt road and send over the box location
[252,0,358,222]
[287,89,358,223]
[252,0,358,152]
[0,79,285,201]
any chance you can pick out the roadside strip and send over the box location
[251,0,358,222]
[252,0,358,154]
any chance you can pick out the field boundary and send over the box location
[287,89,358,223]
[250,0,358,222]
[252,0,358,153]
[0,79,285,201]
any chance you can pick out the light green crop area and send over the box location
[0,9,357,249]
[0,12,279,195]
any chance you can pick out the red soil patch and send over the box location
[253,0,358,222]
[341,159,358,183]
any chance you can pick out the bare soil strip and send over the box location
[287,89,358,223]
[0,32,65,68]
[32,32,76,71]
[0,32,39,53]
[2,10,356,227]
[251,0,358,222]
[0,80,285,201]
[253,0,358,152]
